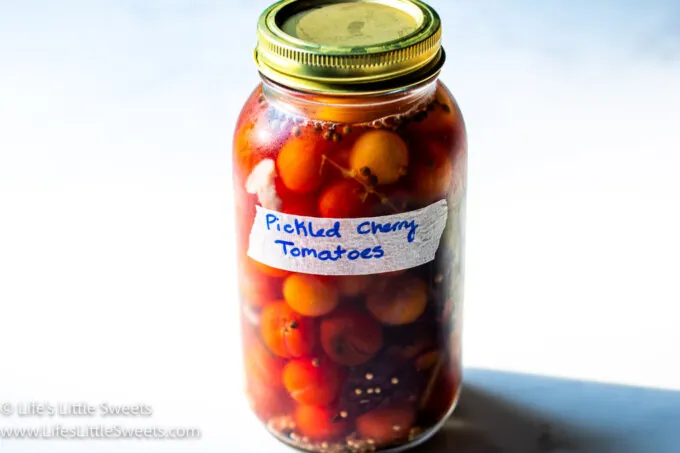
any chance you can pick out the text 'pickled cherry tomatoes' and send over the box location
[349,130,409,186]
[318,179,369,218]
[356,404,416,447]
[260,301,316,358]
[321,309,383,366]
[366,276,429,326]
[276,131,326,194]
[282,357,343,406]
[283,274,339,317]
[295,405,349,441]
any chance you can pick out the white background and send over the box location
[1,0,679,452]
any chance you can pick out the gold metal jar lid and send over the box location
[255,0,444,95]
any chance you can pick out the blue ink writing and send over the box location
[357,219,419,243]
[274,240,384,262]
[266,214,341,238]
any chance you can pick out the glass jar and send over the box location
[232,1,466,451]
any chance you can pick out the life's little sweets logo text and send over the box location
[0,401,201,441]
[1,402,153,418]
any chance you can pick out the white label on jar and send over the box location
[247,199,448,276]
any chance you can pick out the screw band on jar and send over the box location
[255,0,445,95]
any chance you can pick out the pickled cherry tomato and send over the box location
[404,94,459,138]
[283,274,339,317]
[410,141,454,201]
[246,376,292,421]
[366,276,428,326]
[244,335,285,388]
[320,310,383,366]
[281,194,319,217]
[421,364,460,420]
[356,404,416,446]
[239,264,277,307]
[334,275,372,297]
[349,130,409,186]
[260,302,316,358]
[318,179,368,218]
[276,133,325,194]
[282,357,342,406]
[294,405,349,441]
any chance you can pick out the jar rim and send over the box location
[255,0,445,95]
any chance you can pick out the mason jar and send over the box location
[233,1,467,451]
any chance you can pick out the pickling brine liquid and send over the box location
[233,79,467,452]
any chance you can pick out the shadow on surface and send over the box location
[414,368,680,453]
